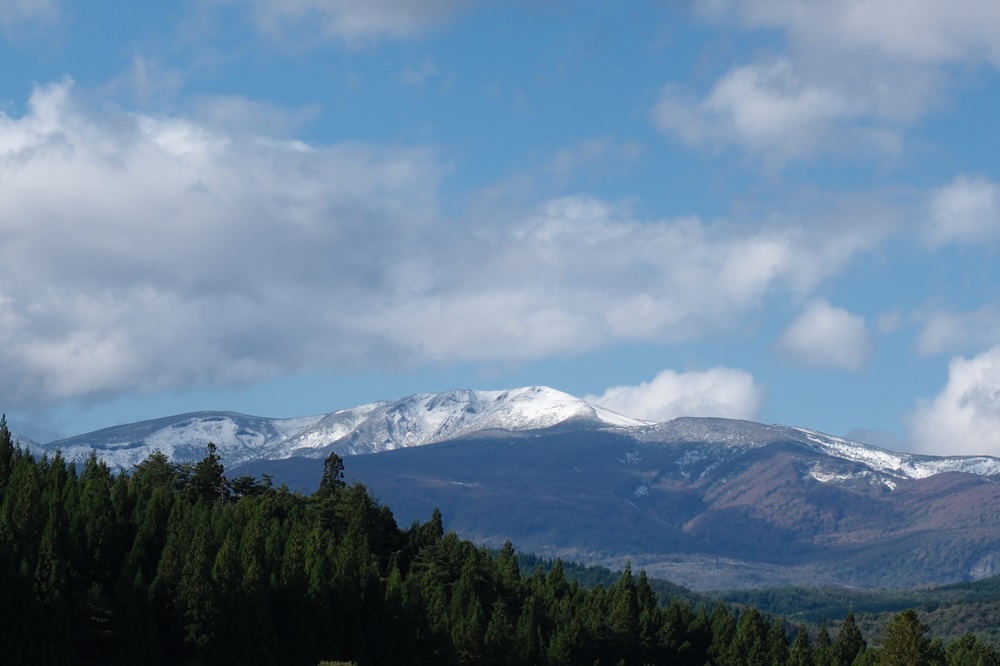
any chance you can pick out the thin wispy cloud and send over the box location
[0,0,58,34]
[924,175,1000,247]
[220,0,475,46]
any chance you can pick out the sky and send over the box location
[2,1,1000,457]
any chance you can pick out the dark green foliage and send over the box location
[0,430,995,666]
[877,609,941,665]
[833,613,866,666]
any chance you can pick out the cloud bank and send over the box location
[661,0,1000,166]
[585,368,765,422]
[0,81,886,409]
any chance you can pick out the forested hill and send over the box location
[0,416,994,666]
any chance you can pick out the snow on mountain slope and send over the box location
[34,386,647,469]
[278,386,650,456]
[634,417,1000,484]
[27,388,1000,488]
[788,426,1000,479]
[47,412,326,470]
[9,431,40,451]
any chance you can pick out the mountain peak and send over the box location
[33,385,647,468]
[278,385,650,457]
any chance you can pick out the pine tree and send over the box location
[787,624,815,666]
[186,443,228,504]
[834,612,866,666]
[0,414,14,487]
[877,610,936,666]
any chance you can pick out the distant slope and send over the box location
[10,431,40,451]
[46,412,326,470]
[235,418,1000,590]
[717,574,1000,645]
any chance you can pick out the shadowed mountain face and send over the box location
[234,419,1000,590]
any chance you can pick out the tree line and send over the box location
[0,415,995,665]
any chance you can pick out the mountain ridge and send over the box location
[34,386,650,469]
[19,386,1000,589]
[24,387,1000,484]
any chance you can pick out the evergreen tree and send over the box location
[0,413,16,492]
[788,624,815,666]
[317,452,346,498]
[815,621,836,666]
[186,442,228,504]
[945,633,999,666]
[834,612,867,666]
[708,605,738,666]
[877,610,938,666]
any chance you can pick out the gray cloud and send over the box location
[0,80,890,409]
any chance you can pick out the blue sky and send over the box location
[2,1,1000,457]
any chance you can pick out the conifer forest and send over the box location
[0,416,996,666]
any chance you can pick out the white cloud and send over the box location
[916,306,1000,356]
[667,0,1000,165]
[924,175,1000,247]
[653,59,899,166]
[228,0,473,45]
[908,345,1000,456]
[701,0,1000,68]
[774,300,871,371]
[0,80,887,409]
[0,80,442,405]
[364,196,885,363]
[585,367,765,422]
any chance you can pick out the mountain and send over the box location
[9,431,40,451]
[40,386,647,469]
[29,386,1000,589]
[234,416,1000,590]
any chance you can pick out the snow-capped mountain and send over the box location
[30,387,1000,485]
[25,387,1000,589]
[274,386,649,457]
[39,386,648,469]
